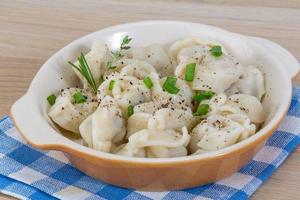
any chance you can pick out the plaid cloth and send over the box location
[1,88,300,200]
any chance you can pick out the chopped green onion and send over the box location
[72,92,87,104]
[109,80,115,91]
[194,90,215,102]
[47,94,56,106]
[143,76,153,89]
[194,104,210,116]
[210,45,222,57]
[162,77,180,94]
[127,105,134,117]
[185,63,196,81]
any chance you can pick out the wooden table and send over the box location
[0,0,299,199]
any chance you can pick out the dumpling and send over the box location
[226,114,256,141]
[189,114,254,153]
[126,112,151,138]
[79,96,126,152]
[169,38,224,65]
[173,42,242,94]
[114,144,146,157]
[201,93,264,124]
[200,93,227,115]
[72,42,110,88]
[97,73,151,116]
[133,73,193,115]
[150,72,194,108]
[169,39,200,64]
[224,94,264,124]
[191,56,242,93]
[146,146,188,158]
[174,45,210,78]
[115,127,190,158]
[48,88,98,133]
[120,60,157,79]
[225,65,265,101]
[148,108,198,131]
[129,44,173,77]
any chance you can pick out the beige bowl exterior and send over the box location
[11,21,299,191]
[12,108,284,191]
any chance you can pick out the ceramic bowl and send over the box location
[11,21,300,191]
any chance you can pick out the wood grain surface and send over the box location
[0,0,299,199]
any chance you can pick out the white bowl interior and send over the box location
[12,21,293,163]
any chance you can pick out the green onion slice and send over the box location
[127,105,134,117]
[109,80,115,91]
[210,45,222,57]
[72,92,87,104]
[194,90,215,102]
[162,77,180,94]
[194,104,210,116]
[47,94,56,106]
[143,76,153,89]
[185,63,196,81]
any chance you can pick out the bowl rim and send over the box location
[11,20,293,165]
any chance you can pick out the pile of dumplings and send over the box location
[48,37,265,158]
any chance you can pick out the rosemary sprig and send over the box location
[68,53,97,93]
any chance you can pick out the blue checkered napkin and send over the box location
[1,88,300,200]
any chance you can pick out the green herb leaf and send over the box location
[107,35,132,71]
[68,53,97,93]
[111,50,124,60]
[162,77,180,94]
[72,91,87,104]
[47,94,56,106]
[194,104,210,116]
[185,63,196,81]
[107,61,116,70]
[194,90,215,102]
[109,80,115,91]
[99,75,104,85]
[120,35,132,50]
[143,76,153,89]
[210,45,222,57]
[127,105,134,117]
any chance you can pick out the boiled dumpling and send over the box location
[148,108,198,131]
[191,56,242,93]
[126,112,151,138]
[48,88,98,133]
[97,73,151,116]
[169,39,200,64]
[120,60,157,79]
[79,96,126,152]
[225,65,265,101]
[72,42,110,88]
[169,38,225,65]
[146,146,188,158]
[115,127,190,158]
[226,114,256,141]
[189,114,253,153]
[150,72,194,108]
[224,94,264,124]
[129,44,173,77]
[114,144,146,157]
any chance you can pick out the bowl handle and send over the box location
[251,37,300,80]
[11,93,76,149]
